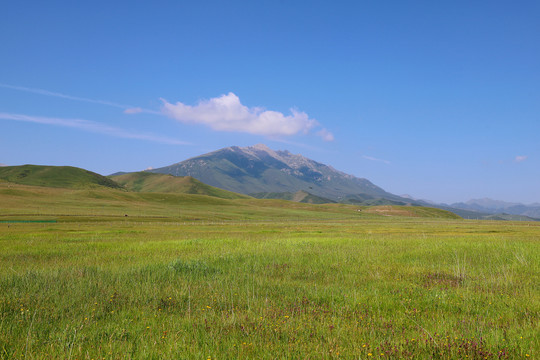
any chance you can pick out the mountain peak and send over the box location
[228,144,284,163]
[149,144,398,201]
[252,143,272,151]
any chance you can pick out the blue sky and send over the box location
[1,0,539,204]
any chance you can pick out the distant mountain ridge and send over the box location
[450,198,540,219]
[149,144,406,203]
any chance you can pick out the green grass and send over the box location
[0,184,538,359]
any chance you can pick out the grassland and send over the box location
[0,183,538,359]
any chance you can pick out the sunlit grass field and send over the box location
[0,184,538,359]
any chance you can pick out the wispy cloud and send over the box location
[0,112,188,145]
[362,155,391,164]
[0,83,132,108]
[161,92,334,140]
[0,83,160,114]
[124,107,144,114]
[515,155,528,163]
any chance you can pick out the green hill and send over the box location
[110,172,251,200]
[0,165,122,189]
[0,181,463,222]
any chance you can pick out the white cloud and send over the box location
[515,155,528,163]
[362,155,391,164]
[0,112,189,145]
[161,92,324,138]
[1,84,334,139]
[0,163,7,167]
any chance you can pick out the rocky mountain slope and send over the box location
[149,144,406,202]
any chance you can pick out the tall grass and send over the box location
[1,217,538,359]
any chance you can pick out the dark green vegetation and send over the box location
[111,172,250,200]
[340,194,410,206]
[250,190,336,204]
[1,180,538,359]
[0,165,121,190]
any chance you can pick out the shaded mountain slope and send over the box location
[250,190,336,204]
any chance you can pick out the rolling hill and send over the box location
[0,165,122,189]
[0,180,461,221]
[110,172,250,199]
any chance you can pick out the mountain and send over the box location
[149,144,407,203]
[110,172,250,199]
[451,198,520,212]
[451,198,540,219]
[0,165,122,190]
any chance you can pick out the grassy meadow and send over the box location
[0,183,538,359]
